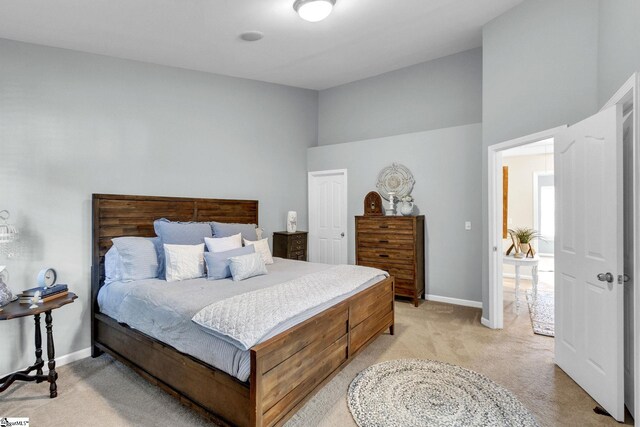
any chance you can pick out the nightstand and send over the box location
[273,231,308,261]
[0,292,77,397]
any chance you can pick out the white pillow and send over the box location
[205,233,242,253]
[164,243,205,282]
[228,252,268,281]
[243,238,274,265]
[104,246,123,284]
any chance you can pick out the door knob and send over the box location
[341,232,345,237]
[597,272,614,283]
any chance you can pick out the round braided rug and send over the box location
[347,359,539,427]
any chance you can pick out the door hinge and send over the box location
[493,246,498,252]
[618,274,630,284]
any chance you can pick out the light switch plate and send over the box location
[465,221,471,230]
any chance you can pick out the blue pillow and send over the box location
[211,221,258,241]
[204,246,255,280]
[111,237,159,281]
[154,218,213,245]
[228,252,268,282]
[154,219,213,278]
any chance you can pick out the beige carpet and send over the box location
[0,301,632,426]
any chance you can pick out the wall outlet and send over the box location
[465,221,472,230]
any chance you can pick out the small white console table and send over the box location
[503,255,539,314]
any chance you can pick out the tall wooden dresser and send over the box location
[355,216,425,306]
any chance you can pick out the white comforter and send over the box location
[192,265,388,350]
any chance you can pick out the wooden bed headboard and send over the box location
[91,193,259,309]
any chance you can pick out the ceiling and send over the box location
[0,0,522,90]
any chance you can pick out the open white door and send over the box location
[555,104,624,421]
[308,170,348,265]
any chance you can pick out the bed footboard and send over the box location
[250,276,394,427]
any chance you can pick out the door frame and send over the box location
[486,126,566,329]
[307,169,348,264]
[600,72,639,420]
[532,171,555,256]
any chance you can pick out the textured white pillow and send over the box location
[243,238,274,265]
[228,252,268,281]
[104,246,123,284]
[164,243,205,282]
[205,233,243,253]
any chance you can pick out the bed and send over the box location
[91,194,395,427]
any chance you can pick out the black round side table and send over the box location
[0,292,77,398]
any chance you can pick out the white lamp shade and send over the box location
[294,0,335,22]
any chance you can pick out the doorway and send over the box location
[487,126,565,331]
[501,140,555,336]
[308,169,348,265]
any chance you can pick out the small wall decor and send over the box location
[376,163,415,201]
[364,192,384,216]
[287,211,297,233]
[399,195,414,216]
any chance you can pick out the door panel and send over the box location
[309,171,347,265]
[555,105,624,421]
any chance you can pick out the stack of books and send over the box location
[19,284,69,304]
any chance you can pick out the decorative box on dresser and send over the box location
[355,216,425,306]
[272,231,308,261]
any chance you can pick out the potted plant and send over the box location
[509,227,541,256]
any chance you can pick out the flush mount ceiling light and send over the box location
[293,0,336,22]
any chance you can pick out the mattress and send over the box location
[97,257,385,382]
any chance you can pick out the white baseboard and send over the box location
[481,317,491,328]
[55,347,92,369]
[426,294,482,308]
[1,347,91,378]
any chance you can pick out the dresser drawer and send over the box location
[357,232,414,245]
[356,218,415,232]
[290,234,306,243]
[289,240,307,251]
[358,262,415,281]
[288,249,307,260]
[394,286,417,298]
[358,247,415,264]
[395,278,417,290]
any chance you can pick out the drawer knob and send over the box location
[379,240,389,243]
[379,225,389,229]
[379,254,389,258]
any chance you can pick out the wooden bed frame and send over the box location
[91,194,395,427]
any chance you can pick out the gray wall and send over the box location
[0,39,317,374]
[482,0,599,147]
[308,124,483,303]
[480,0,600,318]
[318,48,482,146]
[598,0,640,106]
